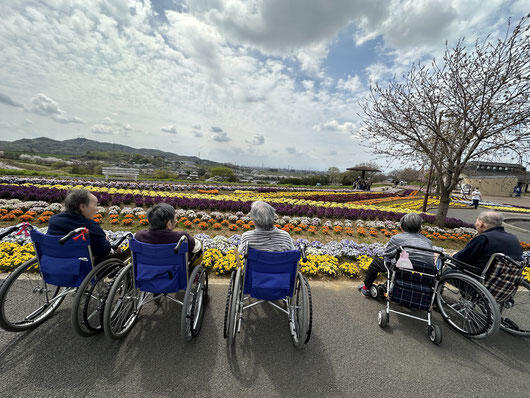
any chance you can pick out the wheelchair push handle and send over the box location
[300,243,308,262]
[173,235,188,253]
[111,233,133,251]
[0,222,35,240]
[59,227,90,244]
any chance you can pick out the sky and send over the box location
[0,0,527,171]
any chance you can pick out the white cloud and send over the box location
[211,130,231,142]
[161,125,178,134]
[0,92,23,108]
[91,117,132,136]
[246,134,265,145]
[192,130,203,137]
[313,120,356,133]
[28,93,83,124]
[337,75,362,93]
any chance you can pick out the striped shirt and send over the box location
[383,232,434,265]
[238,227,295,253]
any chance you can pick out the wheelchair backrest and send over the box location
[243,247,301,301]
[129,238,188,294]
[30,229,93,288]
[482,253,524,304]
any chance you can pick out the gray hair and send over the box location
[147,203,176,230]
[399,213,423,233]
[250,201,276,230]
[64,189,92,214]
[477,211,503,228]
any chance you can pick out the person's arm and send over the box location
[382,235,399,259]
[87,221,111,258]
[453,235,487,265]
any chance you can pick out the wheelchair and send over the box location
[224,244,312,348]
[101,235,208,341]
[441,252,529,338]
[0,223,129,335]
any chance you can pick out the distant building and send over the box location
[460,161,528,196]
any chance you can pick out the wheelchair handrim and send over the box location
[0,258,68,331]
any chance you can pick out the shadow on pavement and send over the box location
[226,301,341,398]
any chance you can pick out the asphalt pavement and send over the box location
[0,280,528,398]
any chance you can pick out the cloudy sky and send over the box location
[0,1,526,171]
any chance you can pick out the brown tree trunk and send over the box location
[435,189,451,226]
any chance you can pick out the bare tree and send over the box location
[359,16,530,226]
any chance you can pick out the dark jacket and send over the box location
[454,226,523,272]
[47,212,111,259]
[134,229,196,255]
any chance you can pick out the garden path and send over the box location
[0,282,527,397]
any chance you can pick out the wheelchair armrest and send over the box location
[0,224,23,240]
[111,233,133,251]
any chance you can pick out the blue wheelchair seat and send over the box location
[129,238,189,294]
[30,229,93,288]
[243,247,301,301]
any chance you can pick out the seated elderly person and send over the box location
[135,203,202,266]
[48,189,115,262]
[238,201,295,253]
[453,211,523,272]
[358,213,434,297]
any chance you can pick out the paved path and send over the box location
[0,281,528,397]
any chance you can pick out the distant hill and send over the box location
[0,137,221,166]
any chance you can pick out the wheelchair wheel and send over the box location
[428,324,442,345]
[103,264,138,340]
[290,272,309,348]
[71,258,124,337]
[377,310,389,329]
[500,280,530,337]
[223,271,236,339]
[0,257,68,332]
[227,267,242,347]
[436,272,500,339]
[303,275,313,344]
[181,265,209,341]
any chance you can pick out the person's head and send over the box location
[399,213,423,233]
[146,203,176,230]
[249,200,276,230]
[65,189,98,219]
[475,211,503,234]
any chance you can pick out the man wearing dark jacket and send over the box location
[454,211,523,272]
[47,189,112,261]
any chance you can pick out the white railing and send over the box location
[102,167,140,181]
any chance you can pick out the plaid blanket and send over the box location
[484,256,524,304]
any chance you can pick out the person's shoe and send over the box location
[357,284,370,297]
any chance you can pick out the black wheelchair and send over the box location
[440,252,528,338]
[101,235,208,341]
[224,244,312,348]
[0,223,129,336]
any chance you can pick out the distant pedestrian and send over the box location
[470,187,482,209]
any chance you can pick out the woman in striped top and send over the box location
[238,201,295,253]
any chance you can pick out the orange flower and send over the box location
[198,222,208,229]
[369,229,378,236]
[213,223,222,229]
[184,220,193,228]
[229,224,239,231]
[242,223,252,230]
[26,211,37,216]
[124,213,134,219]
[179,216,188,223]
[334,226,343,234]
[122,218,133,225]
[322,226,330,235]
[0,209,7,215]
[192,218,201,224]
[41,211,54,217]
[356,227,366,236]
[110,219,119,224]
[139,219,149,225]
[298,223,307,230]
[293,227,302,234]
[307,226,317,234]
[345,227,354,235]
[11,209,23,216]
[236,219,245,226]
[208,218,216,224]
[221,220,230,226]
[19,214,34,221]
